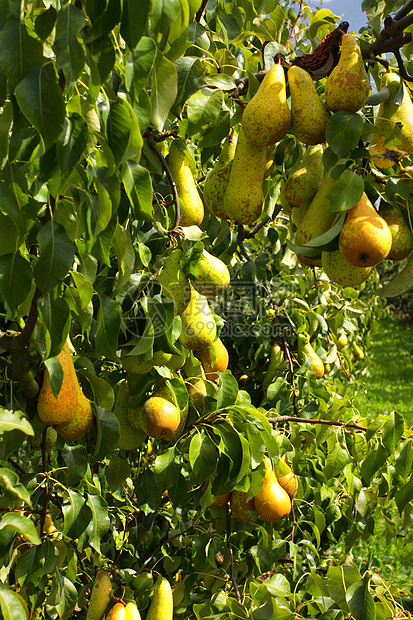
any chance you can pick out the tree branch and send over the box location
[268,415,369,433]
[226,504,241,603]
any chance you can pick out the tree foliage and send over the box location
[0,0,413,619]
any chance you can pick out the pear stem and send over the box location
[226,504,242,603]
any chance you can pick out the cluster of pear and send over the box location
[35,338,93,442]
[226,456,297,524]
[115,336,230,451]
[284,37,413,286]
[85,570,173,620]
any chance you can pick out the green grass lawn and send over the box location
[353,311,413,424]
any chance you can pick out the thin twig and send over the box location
[285,0,304,47]
[195,0,208,22]
[144,130,181,229]
[226,504,241,603]
[282,334,298,416]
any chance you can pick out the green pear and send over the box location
[27,414,57,450]
[338,193,392,267]
[120,352,155,374]
[284,144,324,210]
[192,250,230,297]
[179,284,217,350]
[156,248,190,315]
[230,490,259,523]
[242,63,291,147]
[223,127,267,226]
[373,72,413,159]
[86,570,113,620]
[288,66,330,145]
[379,202,413,260]
[297,335,324,379]
[294,171,338,266]
[325,34,370,113]
[321,250,373,287]
[113,380,146,451]
[262,343,284,391]
[187,377,207,411]
[146,577,173,620]
[203,133,237,219]
[168,141,204,227]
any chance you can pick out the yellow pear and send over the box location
[151,380,188,442]
[288,66,330,145]
[85,570,113,620]
[203,133,237,219]
[113,380,146,451]
[56,342,94,439]
[284,144,324,210]
[197,338,229,381]
[352,341,365,360]
[369,138,407,170]
[254,457,291,522]
[230,490,259,523]
[294,171,338,266]
[297,335,324,379]
[187,377,207,411]
[379,202,413,260]
[274,458,298,499]
[325,33,370,113]
[37,344,78,426]
[339,193,392,267]
[179,284,217,350]
[157,248,190,315]
[108,602,125,620]
[131,396,181,440]
[124,601,141,620]
[168,141,204,227]
[321,249,373,287]
[373,72,413,160]
[223,127,267,226]
[242,63,291,147]
[192,250,230,298]
[146,577,173,620]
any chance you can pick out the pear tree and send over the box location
[1,1,413,619]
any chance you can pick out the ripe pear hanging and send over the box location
[338,192,392,267]
[223,127,266,226]
[379,201,413,260]
[325,33,369,113]
[242,62,291,147]
[156,248,190,315]
[197,338,229,380]
[192,250,230,298]
[321,249,373,287]
[284,144,324,210]
[37,341,78,426]
[179,283,217,350]
[254,457,292,522]
[168,141,204,227]
[145,577,173,620]
[288,66,330,145]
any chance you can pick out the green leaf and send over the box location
[154,448,182,489]
[53,3,85,87]
[63,489,92,540]
[0,16,43,87]
[0,513,40,545]
[346,574,376,620]
[0,102,13,169]
[134,469,162,513]
[395,475,413,514]
[216,371,239,409]
[38,295,71,358]
[79,371,114,410]
[324,442,351,480]
[96,295,121,360]
[35,6,57,41]
[189,431,218,481]
[0,583,29,620]
[14,64,66,151]
[150,0,182,36]
[125,36,156,100]
[62,444,89,487]
[366,85,390,105]
[0,164,40,235]
[33,220,75,293]
[86,493,110,553]
[263,573,291,597]
[187,87,224,134]
[107,98,142,165]
[0,253,32,309]
[360,444,388,485]
[381,410,404,454]
[325,170,364,213]
[120,0,150,49]
[43,355,63,399]
[326,111,364,159]
[56,113,89,177]
[106,455,131,492]
[92,407,121,464]
[0,409,34,436]
[122,162,153,220]
[48,574,78,620]
[173,56,205,112]
[150,52,178,132]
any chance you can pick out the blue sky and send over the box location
[309,0,367,33]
